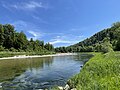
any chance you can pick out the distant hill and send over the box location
[55,22,120,52]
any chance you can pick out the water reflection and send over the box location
[0,57,53,82]
[0,54,92,90]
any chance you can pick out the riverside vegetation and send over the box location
[55,22,120,53]
[67,52,120,90]
[53,22,120,90]
[52,52,120,90]
[0,22,120,90]
[0,24,54,57]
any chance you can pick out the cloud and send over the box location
[28,30,44,40]
[23,1,43,9]
[12,20,27,31]
[32,15,40,20]
[49,34,85,47]
[11,20,45,40]
[32,15,49,24]
[28,31,39,37]
[2,1,48,11]
[50,39,71,45]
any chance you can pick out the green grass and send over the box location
[68,52,120,90]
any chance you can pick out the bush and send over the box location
[101,37,114,53]
[4,49,9,52]
[9,47,18,52]
[0,45,4,51]
[115,38,120,51]
[101,44,113,53]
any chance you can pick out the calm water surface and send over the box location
[0,54,92,90]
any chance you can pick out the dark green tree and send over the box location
[116,38,120,51]
[15,31,28,50]
[3,24,15,48]
[0,24,4,46]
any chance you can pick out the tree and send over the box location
[30,38,34,42]
[39,41,44,48]
[0,24,4,45]
[3,24,15,48]
[95,43,102,52]
[115,36,120,51]
[15,31,28,50]
[101,37,113,53]
[0,23,55,53]
[44,43,54,51]
[112,22,120,28]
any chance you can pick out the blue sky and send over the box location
[0,0,120,47]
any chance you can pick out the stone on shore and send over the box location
[58,86,63,90]
[64,84,70,90]
[0,83,2,88]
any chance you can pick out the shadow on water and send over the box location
[0,54,93,90]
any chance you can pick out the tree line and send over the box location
[0,24,54,53]
[1,22,120,54]
[55,22,120,53]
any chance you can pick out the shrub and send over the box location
[9,47,18,52]
[0,45,4,51]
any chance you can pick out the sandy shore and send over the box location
[0,53,77,60]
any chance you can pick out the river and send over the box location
[0,53,92,90]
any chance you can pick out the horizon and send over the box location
[0,0,120,47]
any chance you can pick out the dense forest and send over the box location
[0,24,54,54]
[55,22,120,53]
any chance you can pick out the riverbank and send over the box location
[0,53,77,60]
[67,52,120,90]
[0,51,55,58]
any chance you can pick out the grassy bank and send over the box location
[68,52,120,90]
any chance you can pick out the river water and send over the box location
[0,54,92,90]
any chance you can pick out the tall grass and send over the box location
[68,52,120,90]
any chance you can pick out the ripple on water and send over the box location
[0,54,93,89]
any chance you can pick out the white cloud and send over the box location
[32,15,49,24]
[32,15,40,20]
[50,39,71,45]
[49,35,70,44]
[2,1,47,11]
[11,20,45,40]
[28,30,44,40]
[24,1,43,9]
[28,31,39,37]
[49,34,85,46]
[11,20,28,32]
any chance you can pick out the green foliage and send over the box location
[44,43,54,51]
[0,24,54,55]
[55,22,120,53]
[51,86,60,90]
[100,37,114,53]
[9,47,18,52]
[15,31,28,50]
[115,35,120,51]
[68,52,120,90]
[0,46,4,51]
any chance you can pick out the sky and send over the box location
[0,0,120,47]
